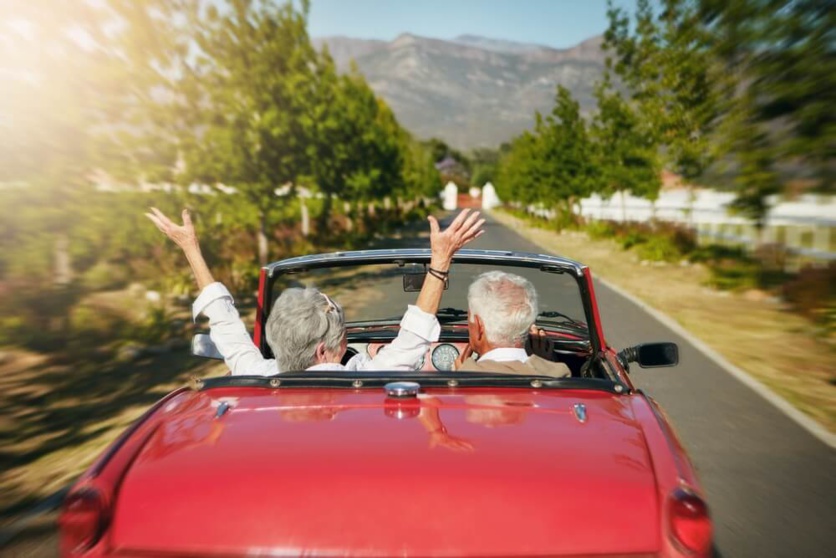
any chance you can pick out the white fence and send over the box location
[527,189,836,262]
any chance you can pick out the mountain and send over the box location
[312,33,607,150]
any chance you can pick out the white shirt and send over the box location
[478,347,529,363]
[193,282,440,376]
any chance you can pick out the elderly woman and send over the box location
[146,207,484,375]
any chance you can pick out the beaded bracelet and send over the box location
[427,267,449,285]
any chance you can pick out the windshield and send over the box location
[271,261,587,330]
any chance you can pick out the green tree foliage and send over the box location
[600,0,832,228]
[701,0,835,195]
[590,79,661,204]
[0,0,185,287]
[304,55,406,230]
[177,1,317,264]
[497,86,594,215]
[1,0,439,348]
[497,131,544,205]
[470,148,501,187]
[604,0,718,181]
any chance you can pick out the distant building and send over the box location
[434,155,469,180]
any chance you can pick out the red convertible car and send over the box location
[59,249,712,557]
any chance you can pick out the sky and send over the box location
[307,0,640,49]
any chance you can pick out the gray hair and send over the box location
[467,271,538,347]
[265,287,345,371]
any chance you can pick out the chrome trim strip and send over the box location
[264,249,586,277]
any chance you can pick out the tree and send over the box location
[590,79,661,217]
[497,86,594,221]
[470,148,501,187]
[497,130,544,205]
[701,0,835,195]
[0,0,186,285]
[603,0,718,181]
[179,0,317,265]
[539,86,595,211]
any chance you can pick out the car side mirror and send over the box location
[192,333,224,360]
[618,342,679,369]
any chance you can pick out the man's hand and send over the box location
[526,325,553,360]
[454,344,474,370]
[145,207,200,255]
[428,209,485,272]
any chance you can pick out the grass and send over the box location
[493,209,836,433]
[0,320,228,521]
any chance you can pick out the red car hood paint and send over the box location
[110,387,660,557]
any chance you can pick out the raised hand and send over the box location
[145,207,200,254]
[428,209,486,272]
[145,207,214,289]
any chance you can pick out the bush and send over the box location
[584,220,697,263]
[0,283,83,351]
[619,230,648,250]
[586,220,617,240]
[704,257,761,291]
[783,263,836,335]
[689,243,749,264]
[635,235,684,262]
[127,304,177,345]
[81,261,131,291]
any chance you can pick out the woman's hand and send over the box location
[428,209,485,272]
[145,207,200,255]
[145,207,215,290]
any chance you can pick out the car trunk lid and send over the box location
[109,387,659,556]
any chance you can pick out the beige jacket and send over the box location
[458,354,571,378]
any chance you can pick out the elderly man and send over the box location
[147,207,484,374]
[455,271,571,377]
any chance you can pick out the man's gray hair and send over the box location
[467,271,538,347]
[265,287,345,371]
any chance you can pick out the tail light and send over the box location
[59,488,108,555]
[668,487,712,555]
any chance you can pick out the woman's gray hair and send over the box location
[467,271,538,347]
[265,287,346,371]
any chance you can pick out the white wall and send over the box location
[555,189,835,261]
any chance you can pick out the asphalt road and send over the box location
[4,213,835,557]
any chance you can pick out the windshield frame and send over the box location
[256,248,603,356]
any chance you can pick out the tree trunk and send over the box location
[343,201,353,232]
[316,194,332,237]
[257,210,268,266]
[54,232,72,286]
[301,199,310,238]
[620,190,627,223]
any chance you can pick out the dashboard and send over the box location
[345,342,469,372]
